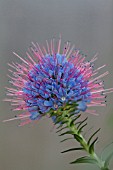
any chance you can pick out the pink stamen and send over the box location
[65,42,71,56]
[52,38,55,55]
[18,119,32,126]
[3,114,30,122]
[36,42,44,57]
[46,40,50,54]
[42,45,47,55]
[57,35,61,54]
[50,39,53,55]
[89,71,109,84]
[90,53,98,63]
[66,44,75,58]
[87,104,106,107]
[30,47,42,61]
[103,90,113,95]
[26,52,36,65]
[91,88,113,94]
[94,65,106,73]
[86,109,98,115]
[8,63,17,70]
[13,52,29,65]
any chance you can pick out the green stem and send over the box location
[49,103,110,170]
[49,105,109,170]
[65,116,106,169]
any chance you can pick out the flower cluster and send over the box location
[4,38,113,126]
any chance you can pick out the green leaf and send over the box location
[59,131,74,136]
[104,151,113,167]
[68,108,76,113]
[74,134,83,142]
[69,114,81,120]
[70,115,81,127]
[77,117,88,129]
[61,147,84,153]
[60,137,73,143]
[56,126,67,133]
[89,137,98,154]
[87,128,100,145]
[56,124,63,129]
[78,123,87,134]
[70,156,98,164]
[55,116,62,124]
[61,120,69,124]
[68,112,76,118]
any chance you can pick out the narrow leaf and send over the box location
[56,124,63,129]
[89,137,98,154]
[70,156,98,164]
[78,123,87,134]
[55,117,62,124]
[88,128,100,145]
[59,131,74,136]
[77,117,88,129]
[56,126,67,133]
[61,120,69,124]
[70,116,81,127]
[69,114,81,120]
[60,137,73,143]
[68,112,76,118]
[61,147,84,153]
[74,134,83,142]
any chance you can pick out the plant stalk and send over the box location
[65,116,108,169]
[49,103,110,170]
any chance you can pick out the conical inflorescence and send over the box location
[4,37,113,126]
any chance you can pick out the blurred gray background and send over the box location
[0,0,113,170]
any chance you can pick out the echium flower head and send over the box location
[4,37,113,126]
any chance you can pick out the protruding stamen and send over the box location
[57,35,61,54]
[89,71,109,84]
[46,40,50,54]
[13,52,29,65]
[94,65,106,73]
[3,114,30,122]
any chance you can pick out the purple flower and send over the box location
[4,37,113,126]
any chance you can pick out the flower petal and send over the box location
[44,100,53,106]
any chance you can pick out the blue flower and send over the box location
[5,38,113,125]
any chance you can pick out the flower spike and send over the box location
[4,38,113,125]
[4,37,113,170]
